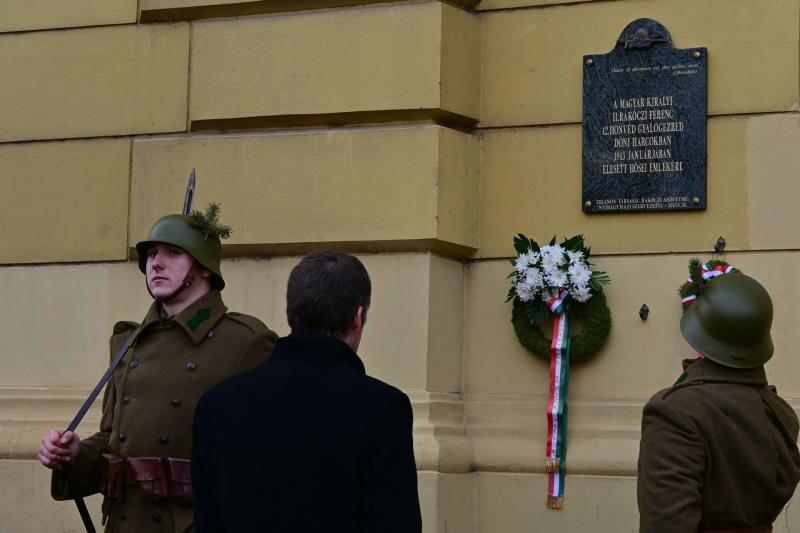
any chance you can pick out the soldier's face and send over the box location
[145,243,195,298]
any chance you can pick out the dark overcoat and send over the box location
[638,357,800,532]
[192,331,422,533]
[52,290,277,532]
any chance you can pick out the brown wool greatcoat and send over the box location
[51,290,277,533]
[638,357,800,533]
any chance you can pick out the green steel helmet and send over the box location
[136,214,225,290]
[680,273,773,368]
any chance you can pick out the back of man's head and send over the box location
[286,251,371,337]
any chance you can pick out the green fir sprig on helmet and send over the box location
[190,203,232,241]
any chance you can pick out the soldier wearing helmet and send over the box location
[638,266,800,533]
[38,205,278,532]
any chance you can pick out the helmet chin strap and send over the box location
[146,263,197,307]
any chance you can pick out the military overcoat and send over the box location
[52,290,277,532]
[638,356,800,533]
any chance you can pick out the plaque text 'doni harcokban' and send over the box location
[582,19,707,213]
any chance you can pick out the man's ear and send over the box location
[199,268,212,280]
[353,306,365,332]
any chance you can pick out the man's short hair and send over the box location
[286,251,371,336]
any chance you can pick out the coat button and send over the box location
[159,435,170,445]
[185,361,197,371]
[128,359,140,369]
[152,511,162,522]
[119,512,127,521]
[118,432,127,443]
[121,395,132,405]
[171,397,182,407]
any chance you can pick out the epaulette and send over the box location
[113,320,139,335]
[661,378,703,400]
[226,312,267,333]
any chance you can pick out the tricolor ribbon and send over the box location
[545,290,570,509]
[701,262,736,281]
[683,263,737,309]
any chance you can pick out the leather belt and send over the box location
[100,454,192,505]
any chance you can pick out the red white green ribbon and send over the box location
[545,290,570,509]
[701,262,736,280]
[683,263,738,309]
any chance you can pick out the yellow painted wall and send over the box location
[1,0,799,531]
[0,140,131,263]
[140,0,480,23]
[0,24,189,142]
[130,127,479,252]
[0,0,136,33]
[190,3,479,126]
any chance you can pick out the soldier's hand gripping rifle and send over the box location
[65,169,196,533]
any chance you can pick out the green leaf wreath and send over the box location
[508,234,611,362]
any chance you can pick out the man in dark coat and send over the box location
[638,272,800,533]
[39,208,278,532]
[192,250,422,533]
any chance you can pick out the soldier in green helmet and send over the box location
[638,268,800,533]
[38,204,278,532]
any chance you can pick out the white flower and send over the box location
[515,282,536,302]
[547,269,568,288]
[568,263,592,286]
[541,249,564,272]
[515,267,545,302]
[571,284,592,303]
[566,250,584,264]
[524,267,544,290]
[514,250,540,273]
[543,244,564,258]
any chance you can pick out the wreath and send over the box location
[507,234,611,362]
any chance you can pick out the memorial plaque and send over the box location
[582,19,707,213]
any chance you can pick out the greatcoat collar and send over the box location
[677,356,767,387]
[140,290,228,345]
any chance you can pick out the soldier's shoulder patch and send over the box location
[225,312,268,333]
[113,320,139,335]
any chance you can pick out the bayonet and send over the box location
[182,168,196,215]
